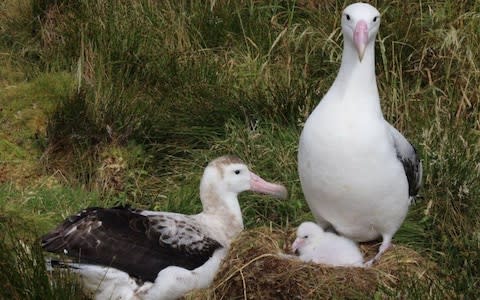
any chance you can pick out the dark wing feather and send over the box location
[388,123,423,197]
[41,206,222,282]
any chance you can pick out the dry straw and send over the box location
[188,227,444,299]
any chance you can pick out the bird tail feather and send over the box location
[45,258,81,272]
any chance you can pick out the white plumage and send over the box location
[291,222,364,267]
[42,156,287,299]
[298,3,422,265]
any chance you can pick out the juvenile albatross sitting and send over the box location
[41,155,287,300]
[297,3,422,266]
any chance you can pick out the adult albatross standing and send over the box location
[41,155,287,299]
[297,3,422,265]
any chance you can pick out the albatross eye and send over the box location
[234,170,241,175]
[303,235,309,239]
[346,14,351,21]
[373,16,378,22]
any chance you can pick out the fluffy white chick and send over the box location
[292,222,364,267]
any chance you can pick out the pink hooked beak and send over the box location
[249,172,288,199]
[291,237,304,254]
[354,20,368,61]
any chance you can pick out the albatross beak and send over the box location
[291,237,304,255]
[249,172,288,199]
[354,20,368,62]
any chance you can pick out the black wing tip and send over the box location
[40,207,101,252]
[40,227,69,252]
[47,259,80,269]
[397,151,422,198]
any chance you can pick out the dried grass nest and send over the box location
[187,227,445,299]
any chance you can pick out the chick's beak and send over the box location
[291,237,304,255]
[354,20,368,61]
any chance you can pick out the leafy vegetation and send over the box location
[0,0,479,298]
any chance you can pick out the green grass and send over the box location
[0,0,479,298]
[0,217,87,299]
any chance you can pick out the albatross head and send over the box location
[341,3,381,62]
[291,221,324,255]
[200,156,287,211]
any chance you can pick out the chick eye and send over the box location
[346,14,351,21]
[234,170,241,175]
[373,16,378,22]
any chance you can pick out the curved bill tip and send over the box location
[357,45,366,61]
[291,238,302,253]
[250,172,288,200]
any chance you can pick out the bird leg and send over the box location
[364,235,392,267]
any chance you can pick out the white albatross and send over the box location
[41,155,287,300]
[297,3,422,266]
[291,222,364,267]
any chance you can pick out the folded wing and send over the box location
[388,123,423,198]
[41,206,222,282]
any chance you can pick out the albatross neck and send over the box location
[329,37,382,116]
[199,183,244,236]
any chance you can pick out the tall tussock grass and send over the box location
[1,0,479,298]
[0,218,87,299]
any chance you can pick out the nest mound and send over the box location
[188,227,443,299]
